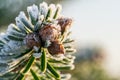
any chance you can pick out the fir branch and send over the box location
[0,2,76,80]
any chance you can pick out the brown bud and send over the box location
[48,40,65,55]
[57,17,72,34]
[24,33,41,48]
[39,24,61,42]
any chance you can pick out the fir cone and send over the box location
[48,40,65,55]
[57,17,72,34]
[39,24,61,42]
[24,33,41,48]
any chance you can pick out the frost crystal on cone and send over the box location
[0,2,76,80]
[24,33,41,48]
[57,17,72,34]
[39,24,61,42]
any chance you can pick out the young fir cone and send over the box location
[24,33,41,48]
[57,17,72,34]
[39,24,61,42]
[48,40,65,55]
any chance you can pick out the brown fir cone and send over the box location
[39,24,61,42]
[57,17,72,34]
[24,33,41,48]
[48,40,65,55]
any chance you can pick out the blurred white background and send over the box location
[61,0,120,77]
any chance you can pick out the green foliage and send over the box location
[30,69,40,80]
[41,49,47,73]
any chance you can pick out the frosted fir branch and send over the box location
[0,2,76,80]
[27,4,39,24]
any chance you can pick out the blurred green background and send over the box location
[0,0,120,80]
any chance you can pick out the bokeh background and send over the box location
[0,0,120,80]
